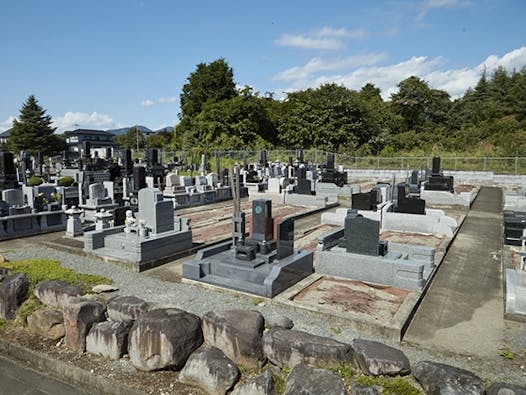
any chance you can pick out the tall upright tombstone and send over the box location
[137,188,174,234]
[276,218,294,260]
[327,153,335,170]
[0,151,17,190]
[133,166,147,191]
[259,150,268,168]
[251,199,273,242]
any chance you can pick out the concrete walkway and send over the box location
[0,354,88,395]
[404,186,505,358]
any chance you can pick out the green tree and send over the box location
[113,127,145,149]
[9,95,64,155]
[179,58,236,119]
[277,84,365,152]
[180,88,276,150]
[145,132,170,148]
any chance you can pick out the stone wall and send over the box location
[0,273,524,395]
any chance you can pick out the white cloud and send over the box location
[140,99,154,107]
[158,97,177,104]
[53,112,114,133]
[416,0,472,22]
[275,26,367,51]
[0,116,16,131]
[275,46,526,100]
[275,34,345,51]
[274,53,388,81]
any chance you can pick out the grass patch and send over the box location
[499,348,515,360]
[272,372,286,395]
[356,375,422,395]
[0,259,111,293]
[252,298,263,306]
[334,363,356,384]
[330,326,342,335]
[0,259,111,326]
[238,364,259,377]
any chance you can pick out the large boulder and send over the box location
[34,280,81,308]
[413,361,485,395]
[128,308,203,371]
[262,328,353,369]
[353,339,410,376]
[27,308,65,340]
[231,370,276,395]
[179,345,240,395]
[63,297,106,353]
[202,310,266,369]
[107,296,148,323]
[285,363,348,395]
[86,321,131,360]
[487,382,526,395]
[0,273,30,320]
[263,314,294,330]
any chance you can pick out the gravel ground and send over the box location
[4,244,526,387]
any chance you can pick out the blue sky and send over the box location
[1,0,525,133]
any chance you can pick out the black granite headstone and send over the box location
[146,148,159,166]
[410,170,419,185]
[352,190,379,211]
[432,157,441,175]
[0,151,17,190]
[251,199,273,241]
[276,218,294,260]
[327,153,335,170]
[259,150,268,168]
[296,148,304,163]
[294,179,312,195]
[133,166,146,191]
[396,182,426,215]
[82,141,91,159]
[113,206,129,226]
[297,166,307,180]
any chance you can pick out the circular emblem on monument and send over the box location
[255,205,263,214]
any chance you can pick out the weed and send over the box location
[335,363,355,384]
[272,372,286,395]
[330,326,342,335]
[499,349,515,360]
[356,375,422,395]
[0,259,111,293]
[252,298,263,306]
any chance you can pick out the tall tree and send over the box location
[179,58,236,119]
[9,95,63,155]
[113,127,145,149]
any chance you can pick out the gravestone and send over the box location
[251,199,273,242]
[137,188,174,234]
[2,189,24,207]
[424,157,454,193]
[344,214,382,256]
[146,148,159,166]
[0,151,17,190]
[352,190,379,211]
[295,179,312,195]
[276,218,294,260]
[118,149,133,176]
[296,148,304,163]
[327,153,335,170]
[113,206,128,226]
[260,150,268,168]
[133,167,147,191]
[396,183,425,215]
[86,183,111,206]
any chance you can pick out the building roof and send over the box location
[0,128,12,138]
[64,129,113,136]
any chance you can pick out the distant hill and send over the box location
[155,126,174,133]
[107,125,153,135]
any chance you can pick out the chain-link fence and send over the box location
[132,149,526,175]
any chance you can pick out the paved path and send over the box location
[0,354,87,395]
[404,186,505,358]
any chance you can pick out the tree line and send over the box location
[6,58,526,157]
[175,59,526,156]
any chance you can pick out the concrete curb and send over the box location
[0,338,147,395]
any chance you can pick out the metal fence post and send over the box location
[515,156,519,174]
